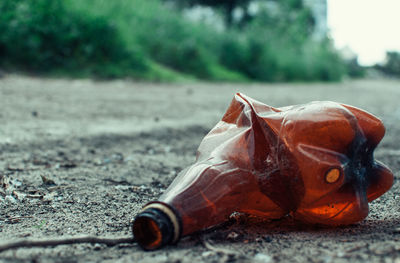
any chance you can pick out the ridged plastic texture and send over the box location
[135,93,393,249]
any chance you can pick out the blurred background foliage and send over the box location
[374,51,400,77]
[0,0,360,81]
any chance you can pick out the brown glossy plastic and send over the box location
[133,93,393,250]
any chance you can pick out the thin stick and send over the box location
[0,236,135,253]
[202,239,237,255]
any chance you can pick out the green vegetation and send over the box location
[345,58,365,78]
[375,51,400,77]
[167,0,253,27]
[0,0,348,82]
[0,0,147,78]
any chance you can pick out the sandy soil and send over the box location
[0,75,399,263]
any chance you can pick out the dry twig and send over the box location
[0,236,135,253]
[202,239,238,255]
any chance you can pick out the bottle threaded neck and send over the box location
[132,203,180,250]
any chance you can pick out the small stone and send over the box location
[60,162,77,169]
[227,231,239,240]
[254,253,273,263]
[93,244,102,250]
[43,192,57,203]
[18,233,31,238]
[5,195,17,204]
[12,191,26,201]
[94,159,103,165]
[111,153,124,162]
[263,236,272,242]
[40,175,57,186]
[201,251,214,258]
[0,176,9,189]
[10,179,22,187]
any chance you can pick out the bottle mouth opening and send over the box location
[133,216,163,250]
[132,203,181,250]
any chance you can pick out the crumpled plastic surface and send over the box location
[160,93,393,236]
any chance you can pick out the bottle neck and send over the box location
[132,202,181,250]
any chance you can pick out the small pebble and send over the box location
[201,251,214,258]
[254,253,273,263]
[227,231,239,240]
[263,236,272,242]
[94,244,102,251]
[5,195,17,204]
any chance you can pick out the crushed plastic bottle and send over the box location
[132,93,393,250]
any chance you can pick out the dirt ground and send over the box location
[0,75,399,263]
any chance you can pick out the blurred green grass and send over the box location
[0,0,348,82]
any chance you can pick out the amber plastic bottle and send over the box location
[132,93,393,250]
